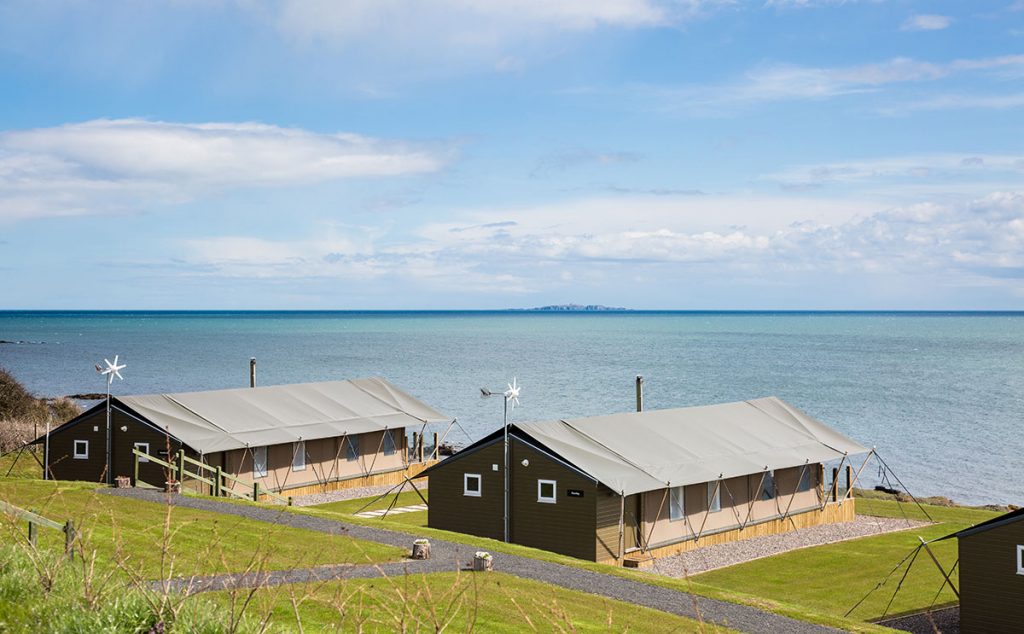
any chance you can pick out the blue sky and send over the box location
[1,0,1022,309]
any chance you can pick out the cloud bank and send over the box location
[0,119,448,221]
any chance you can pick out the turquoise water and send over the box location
[1,311,1021,505]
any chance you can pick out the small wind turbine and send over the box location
[96,355,126,486]
[480,376,522,542]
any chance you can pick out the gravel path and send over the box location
[649,515,929,577]
[288,480,428,507]
[103,488,840,634]
[877,606,958,633]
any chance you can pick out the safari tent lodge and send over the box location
[35,377,449,498]
[423,396,867,565]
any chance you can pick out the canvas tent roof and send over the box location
[107,377,448,454]
[511,396,868,496]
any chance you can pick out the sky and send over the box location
[1,0,1022,310]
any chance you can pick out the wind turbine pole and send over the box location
[105,372,112,486]
[503,393,509,543]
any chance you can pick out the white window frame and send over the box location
[708,482,722,513]
[762,470,776,501]
[383,430,396,456]
[73,440,89,459]
[669,486,685,521]
[292,441,306,472]
[134,442,150,462]
[537,479,557,504]
[346,436,359,462]
[253,446,268,478]
[463,473,482,497]
[1017,545,1024,576]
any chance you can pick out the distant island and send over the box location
[514,304,629,312]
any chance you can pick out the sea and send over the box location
[1,311,1021,506]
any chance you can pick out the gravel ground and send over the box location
[878,606,959,633]
[288,481,428,507]
[647,515,929,578]
[104,488,840,634]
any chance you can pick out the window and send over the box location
[134,442,150,462]
[346,436,359,462]
[708,482,721,513]
[292,441,306,472]
[1017,545,1024,576]
[761,470,776,501]
[383,430,396,456]
[253,446,268,478]
[537,479,557,504]
[798,467,812,493]
[669,486,685,521]
[464,473,481,497]
[73,440,88,459]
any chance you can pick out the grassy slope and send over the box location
[0,479,403,578]
[312,489,430,527]
[291,498,888,633]
[291,495,998,632]
[686,498,992,622]
[210,571,735,633]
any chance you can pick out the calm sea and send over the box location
[1,311,1021,506]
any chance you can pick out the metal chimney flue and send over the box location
[635,375,644,412]
[249,357,257,388]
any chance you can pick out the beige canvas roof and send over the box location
[117,377,449,453]
[516,396,868,495]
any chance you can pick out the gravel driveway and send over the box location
[649,515,929,577]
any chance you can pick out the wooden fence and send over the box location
[133,448,292,505]
[0,500,75,559]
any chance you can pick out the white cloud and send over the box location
[901,14,952,31]
[652,55,1024,112]
[0,119,449,221]
[763,154,1024,189]
[175,191,1024,291]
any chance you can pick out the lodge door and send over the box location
[624,494,641,551]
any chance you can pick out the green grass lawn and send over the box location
[312,489,429,527]
[209,571,735,633]
[693,498,993,623]
[0,479,404,579]
[293,493,997,632]
[0,448,43,480]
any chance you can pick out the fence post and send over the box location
[27,519,37,547]
[178,450,186,486]
[64,520,75,561]
[134,450,140,486]
[215,466,222,497]
[831,468,839,502]
[253,481,260,502]
[432,433,438,460]
[287,496,293,507]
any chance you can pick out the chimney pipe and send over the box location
[249,357,257,388]
[635,375,643,412]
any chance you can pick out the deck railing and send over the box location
[0,500,75,559]
[132,447,292,505]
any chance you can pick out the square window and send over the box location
[669,486,685,521]
[537,479,557,504]
[73,440,88,459]
[464,473,482,497]
[1017,545,1024,576]
[292,441,306,472]
[253,446,268,478]
[346,436,360,462]
[134,442,149,462]
[383,430,396,456]
[708,482,721,513]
